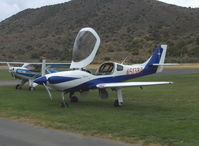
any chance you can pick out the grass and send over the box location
[0,73,199,146]
[0,71,13,81]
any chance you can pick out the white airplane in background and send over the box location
[0,60,70,91]
[34,27,176,107]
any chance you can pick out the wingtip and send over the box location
[96,84,104,88]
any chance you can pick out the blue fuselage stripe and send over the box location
[63,71,149,92]
[48,76,79,84]
[16,69,40,78]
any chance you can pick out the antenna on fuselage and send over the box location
[121,56,128,65]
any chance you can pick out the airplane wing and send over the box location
[0,62,25,65]
[96,82,173,88]
[0,62,70,67]
[0,62,70,65]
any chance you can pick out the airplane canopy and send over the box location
[70,27,100,69]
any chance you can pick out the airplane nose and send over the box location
[8,67,14,72]
[34,76,47,85]
[8,67,15,77]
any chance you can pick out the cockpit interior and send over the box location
[96,62,115,75]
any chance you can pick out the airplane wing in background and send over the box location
[96,82,173,88]
[0,62,25,65]
[0,62,70,68]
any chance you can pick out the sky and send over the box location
[158,0,199,8]
[0,0,70,22]
[0,0,199,22]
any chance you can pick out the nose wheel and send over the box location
[16,84,22,89]
[29,87,35,91]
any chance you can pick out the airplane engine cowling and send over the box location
[99,89,109,99]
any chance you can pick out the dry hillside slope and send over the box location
[0,0,199,63]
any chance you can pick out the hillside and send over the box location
[0,0,199,63]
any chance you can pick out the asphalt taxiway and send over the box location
[0,118,136,146]
[0,80,20,86]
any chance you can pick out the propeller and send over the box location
[7,63,12,72]
[41,57,53,101]
[7,63,15,78]
[43,83,53,101]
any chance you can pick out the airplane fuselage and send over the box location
[33,27,173,107]
[10,67,41,80]
[36,62,157,93]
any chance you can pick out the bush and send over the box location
[195,37,199,45]
[103,57,110,61]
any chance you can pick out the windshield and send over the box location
[24,64,41,72]
[96,63,114,75]
[73,31,97,62]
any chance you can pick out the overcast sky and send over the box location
[0,0,70,22]
[158,0,199,8]
[0,0,199,22]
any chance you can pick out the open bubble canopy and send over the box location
[70,27,101,69]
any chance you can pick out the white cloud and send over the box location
[0,0,70,21]
[0,1,20,21]
[158,0,199,8]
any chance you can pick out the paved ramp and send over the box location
[0,80,20,86]
[0,119,139,146]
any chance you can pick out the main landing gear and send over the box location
[16,84,22,89]
[113,88,123,107]
[69,92,78,103]
[60,92,79,108]
[60,92,69,108]
[16,80,26,90]
[15,80,36,91]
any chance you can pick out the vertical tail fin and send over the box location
[156,45,167,72]
[143,45,167,73]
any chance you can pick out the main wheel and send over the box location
[60,102,69,108]
[29,87,35,91]
[70,96,78,103]
[114,99,119,107]
[16,84,21,90]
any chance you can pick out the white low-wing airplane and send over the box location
[0,59,70,91]
[34,27,176,107]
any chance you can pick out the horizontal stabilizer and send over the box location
[152,63,179,66]
[97,82,173,89]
